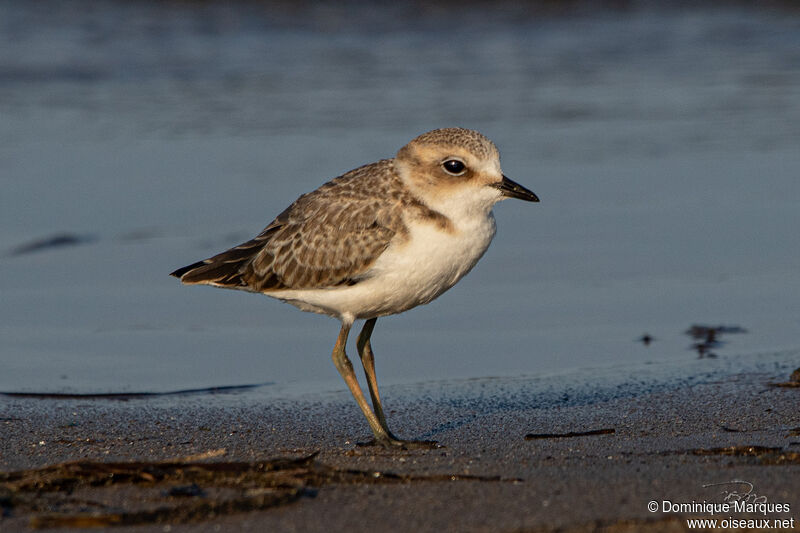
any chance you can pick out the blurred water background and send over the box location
[1,0,799,394]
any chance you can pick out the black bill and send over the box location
[494,175,540,202]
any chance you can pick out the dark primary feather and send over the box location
[170,230,281,289]
[170,160,417,293]
[170,261,205,279]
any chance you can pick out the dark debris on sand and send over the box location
[0,452,517,528]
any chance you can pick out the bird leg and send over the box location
[355,318,439,449]
[331,322,388,442]
[356,318,395,437]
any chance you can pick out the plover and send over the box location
[171,128,538,448]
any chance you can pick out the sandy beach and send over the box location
[2,357,798,532]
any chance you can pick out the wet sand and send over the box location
[2,365,799,532]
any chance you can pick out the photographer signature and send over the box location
[703,480,767,504]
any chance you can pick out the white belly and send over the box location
[269,213,497,320]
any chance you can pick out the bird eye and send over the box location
[442,159,466,176]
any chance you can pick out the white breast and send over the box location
[363,212,497,313]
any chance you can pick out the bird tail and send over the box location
[170,238,265,289]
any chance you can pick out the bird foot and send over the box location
[357,437,441,450]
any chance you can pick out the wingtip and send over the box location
[170,261,205,280]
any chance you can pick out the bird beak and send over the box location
[494,175,540,202]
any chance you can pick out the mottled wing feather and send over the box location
[250,219,393,288]
[171,160,406,292]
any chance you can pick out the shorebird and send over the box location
[171,128,539,448]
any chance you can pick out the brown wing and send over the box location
[170,160,405,292]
